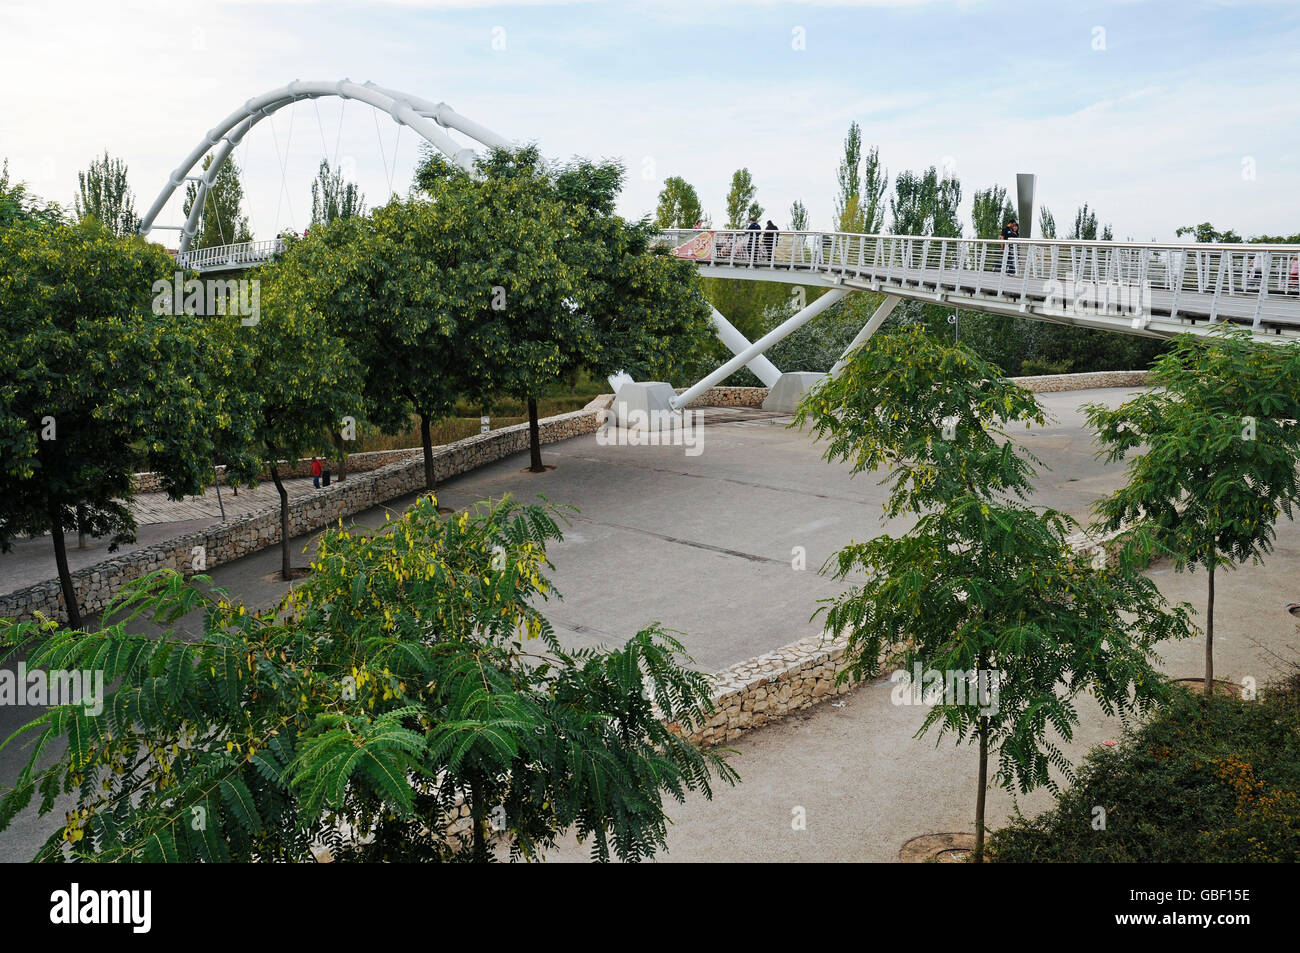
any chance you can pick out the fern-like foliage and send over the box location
[0,493,734,862]
[800,328,1197,857]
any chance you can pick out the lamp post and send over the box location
[948,311,960,344]
[1016,173,1037,239]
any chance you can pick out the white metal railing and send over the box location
[657,228,1300,330]
[176,237,285,271]
[175,230,1300,330]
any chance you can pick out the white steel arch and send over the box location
[138,79,511,255]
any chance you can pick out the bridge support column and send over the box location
[709,307,782,387]
[670,288,850,411]
[829,294,901,378]
[762,372,826,413]
[611,381,678,428]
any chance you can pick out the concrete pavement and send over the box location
[7,386,1294,862]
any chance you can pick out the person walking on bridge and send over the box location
[763,219,779,264]
[1001,217,1019,275]
[745,216,761,263]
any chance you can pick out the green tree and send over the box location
[415,146,712,471]
[1247,231,1300,244]
[789,199,809,232]
[725,168,760,228]
[1038,206,1057,239]
[0,159,63,228]
[654,175,705,228]
[795,327,1192,861]
[183,155,253,249]
[834,121,863,232]
[890,167,961,237]
[284,201,460,491]
[833,123,887,235]
[1175,222,1243,244]
[309,158,366,227]
[0,219,221,626]
[416,147,583,473]
[1086,329,1300,694]
[972,185,1016,240]
[555,157,713,381]
[0,494,736,862]
[1068,204,1111,242]
[74,151,140,237]
[859,144,888,234]
[240,255,364,578]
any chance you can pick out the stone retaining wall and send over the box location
[131,447,427,495]
[1009,369,1149,392]
[2,409,601,623]
[683,634,859,747]
[679,386,769,408]
[677,524,1129,750]
[7,371,1149,625]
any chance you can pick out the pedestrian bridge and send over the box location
[176,228,1300,341]
[659,228,1300,341]
[175,227,1300,413]
[145,78,1300,419]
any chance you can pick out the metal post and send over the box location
[709,307,782,387]
[671,289,850,409]
[1016,173,1037,239]
[213,464,226,521]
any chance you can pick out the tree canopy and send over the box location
[1087,328,1300,692]
[654,175,704,228]
[0,218,221,625]
[74,151,140,237]
[183,155,253,249]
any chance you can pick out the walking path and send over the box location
[6,388,1296,861]
[0,476,318,594]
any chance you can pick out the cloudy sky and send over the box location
[2,0,1297,243]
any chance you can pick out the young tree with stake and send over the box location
[1086,328,1300,695]
[796,327,1193,860]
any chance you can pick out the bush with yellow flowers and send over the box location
[0,493,735,862]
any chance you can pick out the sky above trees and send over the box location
[2,0,1296,243]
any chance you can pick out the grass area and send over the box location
[987,672,1300,862]
[353,391,604,453]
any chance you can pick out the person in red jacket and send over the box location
[311,456,322,489]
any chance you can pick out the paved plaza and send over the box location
[3,386,1299,862]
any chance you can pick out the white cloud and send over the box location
[1,0,1296,244]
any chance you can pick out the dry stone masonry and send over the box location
[2,409,601,623]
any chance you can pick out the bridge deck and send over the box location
[174,229,1300,340]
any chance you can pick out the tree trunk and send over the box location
[420,414,435,491]
[468,776,489,863]
[1204,560,1216,696]
[270,465,291,581]
[50,514,81,629]
[527,397,544,473]
[76,504,86,549]
[974,717,989,863]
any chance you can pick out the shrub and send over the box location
[988,680,1300,862]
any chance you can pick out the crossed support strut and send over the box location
[829,294,900,378]
[670,288,851,411]
[613,289,901,422]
